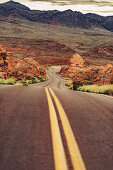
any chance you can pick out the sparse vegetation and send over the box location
[20,80,29,86]
[90,68,100,73]
[77,85,113,95]
[20,77,46,86]
[0,78,16,85]
[65,78,113,95]
[0,77,46,86]
[31,79,38,84]
[65,82,72,88]
[110,76,113,84]
[38,77,45,82]
[65,81,83,90]
[73,81,83,91]
[25,76,32,80]
[79,71,84,74]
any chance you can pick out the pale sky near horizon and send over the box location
[0,0,113,16]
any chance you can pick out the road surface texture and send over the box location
[0,66,113,170]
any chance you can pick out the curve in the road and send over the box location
[0,66,113,170]
[49,87,86,170]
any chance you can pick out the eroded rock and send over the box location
[0,45,46,80]
[59,53,113,85]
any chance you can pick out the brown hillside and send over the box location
[82,46,113,61]
[0,38,75,66]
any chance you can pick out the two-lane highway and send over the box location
[0,67,113,170]
[45,87,86,170]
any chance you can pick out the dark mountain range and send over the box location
[0,0,113,32]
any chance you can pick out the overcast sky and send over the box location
[0,0,113,16]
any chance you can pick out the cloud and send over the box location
[25,0,113,16]
[29,0,113,7]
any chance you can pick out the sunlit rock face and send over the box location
[59,53,113,85]
[0,45,46,80]
[70,53,84,67]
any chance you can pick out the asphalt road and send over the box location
[0,66,113,170]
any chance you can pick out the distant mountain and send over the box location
[0,0,30,11]
[0,0,113,32]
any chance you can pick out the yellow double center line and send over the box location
[45,87,86,170]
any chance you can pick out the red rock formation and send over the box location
[70,53,84,66]
[48,21,60,26]
[59,53,113,85]
[0,45,46,80]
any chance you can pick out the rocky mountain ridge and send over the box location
[0,1,113,32]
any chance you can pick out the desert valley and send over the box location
[0,1,113,93]
[0,1,113,170]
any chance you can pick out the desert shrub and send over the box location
[38,77,45,82]
[90,68,100,73]
[31,79,38,84]
[21,80,29,86]
[68,84,73,90]
[65,82,72,87]
[73,81,83,91]
[20,77,46,86]
[26,76,32,80]
[79,71,84,74]
[103,90,112,95]
[77,85,90,92]
[24,77,38,84]
[0,78,16,85]
[6,79,15,85]
[110,76,113,84]
[78,85,100,93]
[0,79,4,84]
[99,85,113,95]
[95,69,100,73]
[77,84,113,95]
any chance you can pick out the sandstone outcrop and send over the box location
[59,53,113,85]
[70,53,84,67]
[0,45,46,80]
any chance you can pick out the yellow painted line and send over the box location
[49,88,86,170]
[45,87,68,170]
